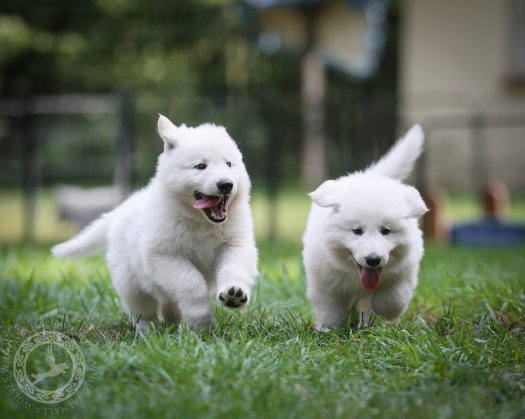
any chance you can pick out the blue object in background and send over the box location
[451,219,525,246]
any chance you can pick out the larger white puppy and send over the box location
[53,115,258,331]
[303,125,428,330]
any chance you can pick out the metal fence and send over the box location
[415,111,525,195]
[0,90,399,242]
[3,91,523,243]
[0,94,133,240]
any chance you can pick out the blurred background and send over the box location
[0,0,524,245]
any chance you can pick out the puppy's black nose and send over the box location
[365,254,381,267]
[217,180,233,194]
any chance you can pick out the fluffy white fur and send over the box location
[52,115,258,331]
[303,125,428,330]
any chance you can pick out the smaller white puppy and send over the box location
[52,115,258,332]
[303,125,428,330]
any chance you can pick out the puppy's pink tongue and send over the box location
[360,267,381,292]
[193,196,222,209]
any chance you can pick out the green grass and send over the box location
[1,189,525,417]
[1,241,524,418]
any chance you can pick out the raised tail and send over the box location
[366,124,424,181]
[52,214,110,258]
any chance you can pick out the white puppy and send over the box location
[52,115,258,331]
[303,125,428,330]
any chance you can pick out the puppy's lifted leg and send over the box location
[216,245,258,309]
[309,289,350,331]
[357,295,374,328]
[151,256,212,331]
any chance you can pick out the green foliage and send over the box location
[0,0,303,99]
[1,242,524,418]
[0,0,401,187]
[0,0,231,93]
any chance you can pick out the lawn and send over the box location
[0,190,525,418]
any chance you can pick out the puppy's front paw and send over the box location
[358,311,375,329]
[217,285,248,309]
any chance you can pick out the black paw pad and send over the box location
[218,286,248,309]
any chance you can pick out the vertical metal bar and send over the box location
[115,94,134,200]
[415,124,428,197]
[265,98,281,242]
[21,101,38,242]
[471,112,487,193]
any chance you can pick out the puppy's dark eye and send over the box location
[226,161,232,168]
[194,163,207,170]
[380,227,391,235]
[352,228,363,235]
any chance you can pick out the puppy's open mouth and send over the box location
[193,192,229,224]
[358,265,382,292]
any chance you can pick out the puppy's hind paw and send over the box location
[217,285,248,309]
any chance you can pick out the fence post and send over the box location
[115,94,134,199]
[471,112,487,193]
[20,102,38,242]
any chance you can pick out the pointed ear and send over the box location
[404,186,428,218]
[309,180,341,210]
[157,114,178,151]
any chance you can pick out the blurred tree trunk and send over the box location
[301,50,327,189]
[300,6,327,189]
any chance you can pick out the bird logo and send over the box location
[31,345,70,385]
[12,331,86,404]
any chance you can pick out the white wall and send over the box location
[400,0,525,193]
